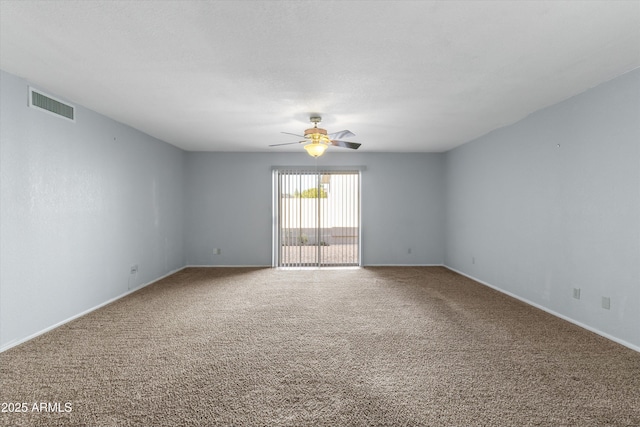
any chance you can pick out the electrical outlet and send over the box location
[572,288,581,300]
[407,248,412,254]
[472,257,475,265]
[213,248,222,255]
[601,297,610,310]
[130,264,138,275]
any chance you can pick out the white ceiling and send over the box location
[1,1,639,153]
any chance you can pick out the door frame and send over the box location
[272,166,364,268]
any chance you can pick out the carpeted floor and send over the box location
[1,267,639,426]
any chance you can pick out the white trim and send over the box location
[272,168,280,268]
[9,264,634,355]
[364,264,445,267]
[185,265,272,268]
[0,266,186,353]
[357,170,363,267]
[277,266,361,271]
[444,265,640,354]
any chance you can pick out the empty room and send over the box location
[1,1,639,426]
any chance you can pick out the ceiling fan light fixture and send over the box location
[304,142,328,157]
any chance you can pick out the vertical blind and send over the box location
[274,169,360,267]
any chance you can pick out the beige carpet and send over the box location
[1,267,639,426]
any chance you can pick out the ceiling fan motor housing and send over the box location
[305,116,328,140]
[304,127,327,136]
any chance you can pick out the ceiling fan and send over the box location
[269,116,361,157]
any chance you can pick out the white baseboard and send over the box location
[8,264,635,354]
[185,265,271,268]
[444,265,640,354]
[363,264,445,267]
[189,264,444,269]
[0,266,186,353]
[187,264,445,268]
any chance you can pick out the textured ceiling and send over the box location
[1,1,639,153]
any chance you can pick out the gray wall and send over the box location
[0,71,185,350]
[444,69,640,349]
[184,152,445,266]
[2,66,638,352]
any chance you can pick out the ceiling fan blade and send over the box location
[327,130,355,140]
[269,141,304,147]
[331,140,361,150]
[281,131,306,138]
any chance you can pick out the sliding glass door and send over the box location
[273,169,360,267]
